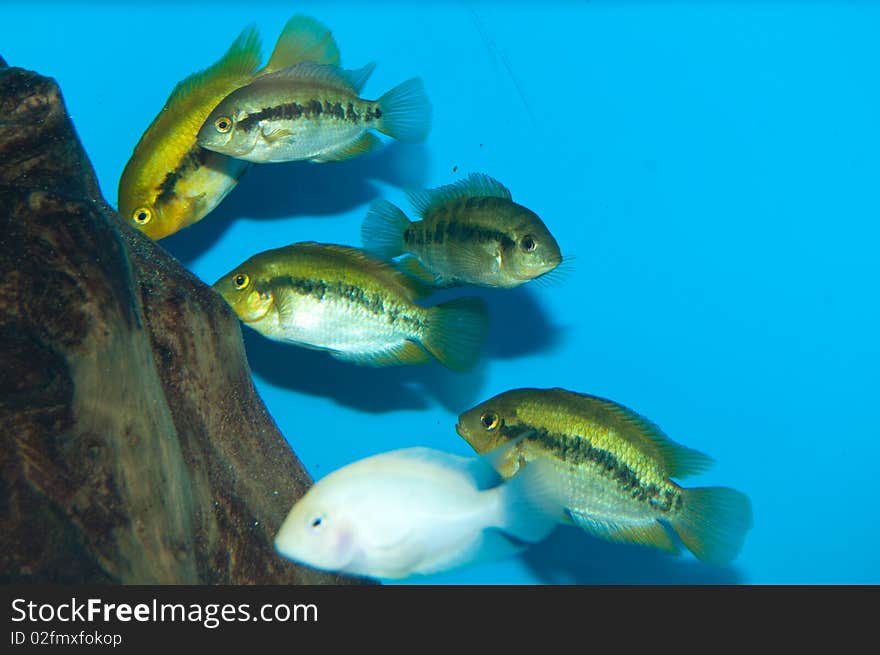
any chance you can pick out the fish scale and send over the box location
[267,274,427,354]
[231,81,378,159]
[362,173,562,288]
[119,15,343,239]
[457,388,753,565]
[515,396,674,489]
[198,60,431,163]
[213,242,489,371]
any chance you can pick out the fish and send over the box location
[274,445,562,579]
[456,387,753,566]
[196,60,431,163]
[212,241,489,371]
[361,173,562,288]
[117,15,341,240]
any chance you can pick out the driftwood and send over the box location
[0,60,361,584]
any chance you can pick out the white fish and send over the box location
[274,446,562,579]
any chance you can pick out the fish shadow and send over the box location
[242,327,487,414]
[164,141,431,267]
[430,285,565,359]
[521,524,743,585]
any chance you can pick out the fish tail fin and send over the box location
[495,458,564,544]
[376,78,432,143]
[261,14,340,74]
[421,297,488,372]
[670,487,753,566]
[361,198,410,258]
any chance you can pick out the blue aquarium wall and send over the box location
[3,1,878,584]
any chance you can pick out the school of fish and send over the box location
[117,13,752,581]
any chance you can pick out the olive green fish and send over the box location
[118,15,341,240]
[196,61,431,163]
[213,242,489,371]
[456,388,753,565]
[361,173,562,288]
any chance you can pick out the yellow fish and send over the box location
[117,15,340,240]
[457,387,753,566]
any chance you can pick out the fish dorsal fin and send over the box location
[165,26,263,113]
[561,389,715,479]
[260,14,341,74]
[292,242,431,300]
[254,61,376,94]
[407,173,513,218]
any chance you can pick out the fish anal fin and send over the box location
[329,341,430,367]
[312,132,382,162]
[567,510,680,554]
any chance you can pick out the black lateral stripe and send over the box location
[501,424,682,513]
[236,98,374,132]
[156,146,208,205]
[413,219,515,250]
[270,275,423,330]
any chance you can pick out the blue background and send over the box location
[3,1,878,584]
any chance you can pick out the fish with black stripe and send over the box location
[118,15,341,240]
[196,59,431,163]
[212,242,489,371]
[361,173,562,288]
[456,387,753,565]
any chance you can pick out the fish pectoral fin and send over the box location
[567,510,680,554]
[311,133,382,163]
[328,341,431,367]
[396,256,442,289]
[261,126,293,143]
[454,245,500,284]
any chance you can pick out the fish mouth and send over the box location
[454,422,465,437]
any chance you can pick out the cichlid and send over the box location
[196,60,431,163]
[212,242,489,371]
[118,15,341,240]
[274,446,562,579]
[456,388,753,566]
[362,173,562,288]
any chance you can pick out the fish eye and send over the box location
[132,207,152,225]
[233,273,250,290]
[480,412,500,431]
[310,516,324,530]
[520,235,537,253]
[215,116,233,133]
